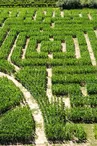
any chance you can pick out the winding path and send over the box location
[0,72,48,145]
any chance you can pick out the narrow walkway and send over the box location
[73,38,81,59]
[43,11,46,15]
[88,13,92,20]
[61,41,66,52]
[33,12,37,20]
[51,22,55,28]
[0,72,48,145]
[79,13,82,17]
[22,38,30,59]
[80,86,88,96]
[9,11,11,17]
[36,43,41,53]
[61,11,64,18]
[48,53,53,59]
[63,96,71,108]
[84,33,96,66]
[46,53,53,103]
[49,37,54,41]
[7,34,20,72]
[46,68,53,103]
[52,11,55,18]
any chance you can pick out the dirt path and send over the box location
[33,12,37,20]
[9,11,11,17]
[43,11,46,15]
[0,72,48,145]
[36,43,41,53]
[61,11,64,18]
[80,86,88,96]
[79,13,82,17]
[61,42,66,52]
[63,96,71,108]
[73,38,81,59]
[84,33,96,66]
[7,34,20,72]
[22,38,30,59]
[52,11,55,18]
[88,13,92,20]
[40,28,43,32]
[51,22,55,28]
[48,53,53,59]
[49,37,54,41]
[46,68,53,103]
[46,52,53,103]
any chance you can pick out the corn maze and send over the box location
[1,8,97,146]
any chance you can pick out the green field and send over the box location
[0,8,97,145]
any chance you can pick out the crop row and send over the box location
[0,77,23,114]
[0,106,35,144]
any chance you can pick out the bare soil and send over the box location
[73,38,81,59]
[84,33,96,66]
[22,38,30,60]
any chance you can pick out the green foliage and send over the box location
[64,123,86,142]
[0,106,35,144]
[0,77,23,114]
[45,103,66,141]
[0,60,14,74]
[67,107,97,123]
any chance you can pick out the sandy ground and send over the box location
[73,38,81,59]
[33,12,37,20]
[61,11,64,18]
[7,34,20,72]
[46,68,52,103]
[22,38,30,59]
[37,43,41,53]
[61,42,66,52]
[84,33,96,66]
[0,72,48,145]
[63,96,71,108]
[49,37,54,41]
[88,13,92,20]
[79,13,82,17]
[48,53,53,59]
[80,86,88,96]
[52,11,55,18]
[51,23,55,28]
[43,11,47,15]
